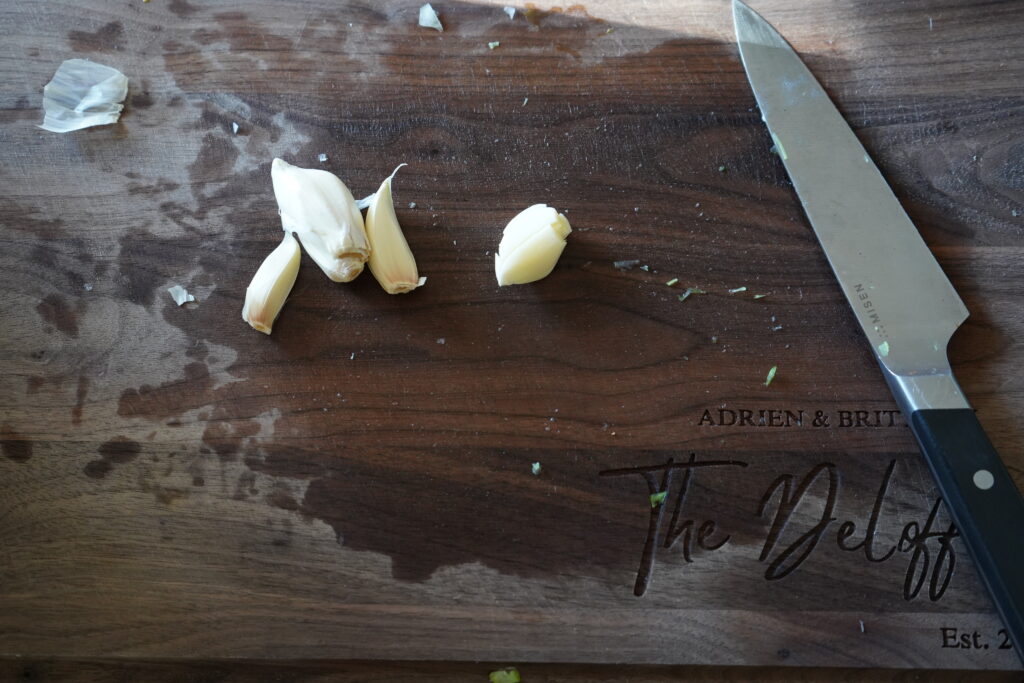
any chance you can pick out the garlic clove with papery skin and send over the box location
[494,204,571,286]
[365,166,424,294]
[271,158,369,282]
[242,232,302,334]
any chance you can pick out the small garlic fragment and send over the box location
[494,204,571,285]
[271,158,369,282]
[167,285,196,306]
[365,165,424,294]
[242,232,301,335]
[419,3,443,31]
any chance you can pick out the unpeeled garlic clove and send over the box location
[365,166,424,294]
[494,204,571,285]
[242,232,301,334]
[271,158,369,282]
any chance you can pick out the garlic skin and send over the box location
[271,158,369,282]
[365,167,423,294]
[494,204,571,285]
[242,232,302,335]
[418,3,443,31]
[40,59,128,133]
[167,285,196,306]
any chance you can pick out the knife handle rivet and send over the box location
[972,469,995,490]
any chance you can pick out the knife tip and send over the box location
[732,0,788,51]
[732,0,757,33]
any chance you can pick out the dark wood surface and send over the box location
[1,0,1023,677]
[1,659,1022,683]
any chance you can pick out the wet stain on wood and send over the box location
[1,425,32,463]
[67,21,125,53]
[200,415,261,461]
[168,0,199,18]
[119,362,213,419]
[71,375,90,426]
[36,294,80,337]
[84,437,141,478]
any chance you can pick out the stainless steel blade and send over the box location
[733,0,970,412]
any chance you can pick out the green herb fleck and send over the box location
[877,341,890,357]
[640,264,650,272]
[665,278,679,287]
[764,365,778,386]
[718,165,727,172]
[753,293,768,299]
[649,490,668,508]
[728,286,747,294]
[710,335,718,344]
[677,287,706,302]
[531,462,541,476]
[605,27,614,34]
[490,669,521,683]
[488,41,501,49]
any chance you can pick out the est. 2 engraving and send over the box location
[939,626,1014,651]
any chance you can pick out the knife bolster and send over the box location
[881,366,970,415]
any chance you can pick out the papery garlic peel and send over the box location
[495,204,571,285]
[242,232,301,334]
[365,166,423,294]
[418,3,443,31]
[271,158,369,282]
[40,59,128,133]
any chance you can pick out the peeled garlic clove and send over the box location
[365,166,423,294]
[293,226,365,283]
[242,232,301,335]
[271,158,369,282]
[495,204,571,286]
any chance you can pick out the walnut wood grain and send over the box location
[1,659,1021,683]
[0,0,1022,673]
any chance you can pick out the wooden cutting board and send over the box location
[1,0,1022,671]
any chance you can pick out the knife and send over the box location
[732,0,1024,661]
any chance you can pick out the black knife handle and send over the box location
[910,409,1024,661]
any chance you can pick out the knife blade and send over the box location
[733,0,1024,662]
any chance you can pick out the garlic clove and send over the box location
[365,166,423,294]
[500,204,570,254]
[291,223,365,283]
[271,158,369,282]
[495,223,568,285]
[495,204,571,286]
[242,232,302,334]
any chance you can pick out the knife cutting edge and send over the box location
[732,0,1024,663]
